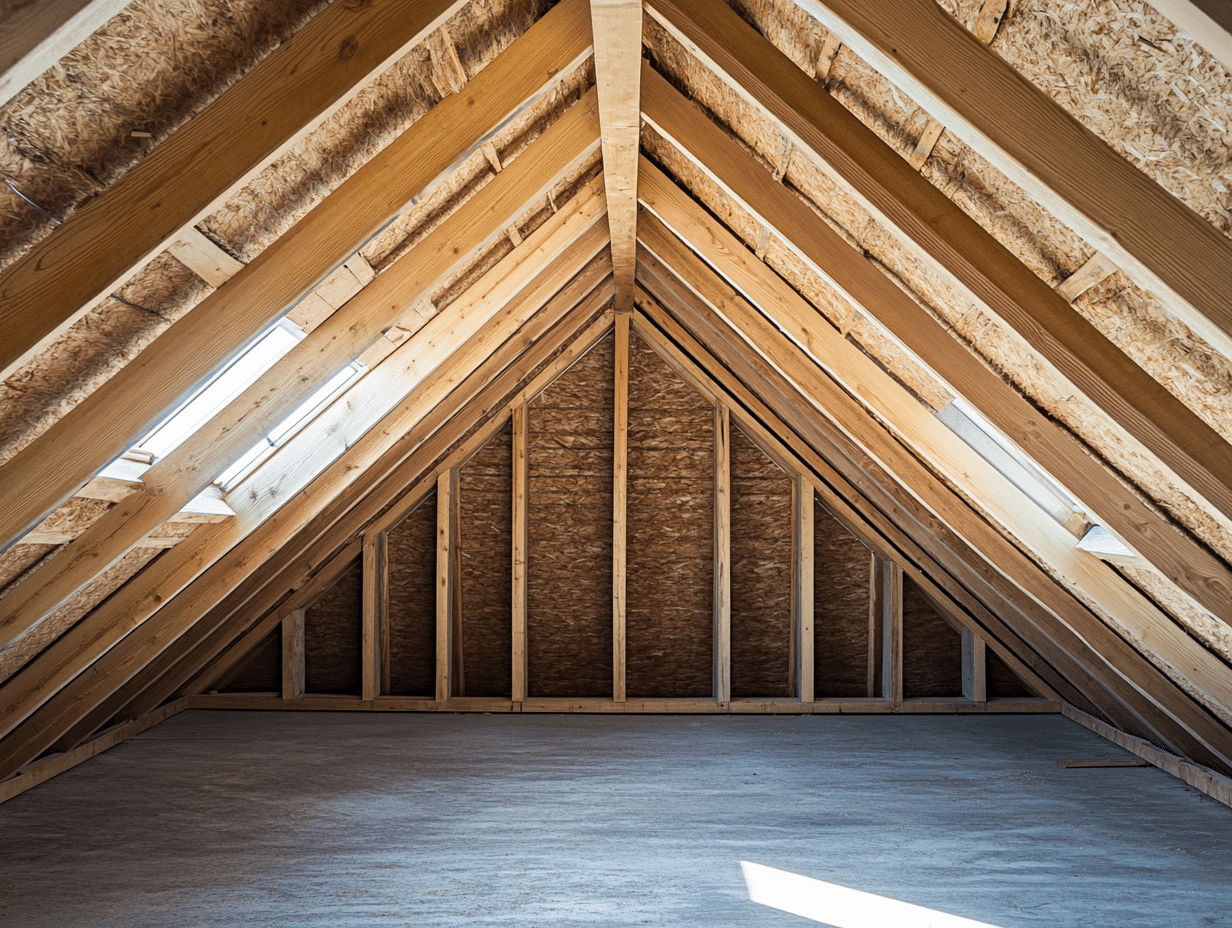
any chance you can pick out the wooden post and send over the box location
[793,474,814,703]
[713,402,731,703]
[282,609,305,700]
[962,626,987,703]
[512,404,530,703]
[613,314,630,702]
[870,555,903,706]
[362,532,387,701]
[436,470,458,703]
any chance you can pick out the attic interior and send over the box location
[0,0,1231,921]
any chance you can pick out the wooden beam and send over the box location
[512,403,530,703]
[634,234,1232,770]
[436,470,457,702]
[0,0,473,380]
[612,313,630,702]
[713,402,731,703]
[590,0,643,311]
[0,110,601,653]
[962,626,987,704]
[637,163,1232,731]
[282,609,305,700]
[872,556,902,706]
[789,0,1232,359]
[362,533,387,701]
[0,0,133,108]
[793,473,814,703]
[642,0,1232,535]
[639,64,1232,625]
[0,0,595,554]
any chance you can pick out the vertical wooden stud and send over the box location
[962,626,987,703]
[282,608,305,700]
[713,402,731,703]
[436,469,458,703]
[793,475,815,703]
[362,532,387,702]
[613,314,630,702]
[870,555,903,706]
[512,404,530,703]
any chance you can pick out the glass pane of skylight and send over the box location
[137,321,302,460]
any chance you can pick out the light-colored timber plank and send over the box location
[0,0,474,384]
[639,62,1232,626]
[961,625,987,704]
[0,0,595,554]
[436,470,457,702]
[1056,252,1119,303]
[634,230,1232,768]
[906,118,944,170]
[0,0,132,108]
[362,533,387,701]
[0,95,601,652]
[713,402,731,704]
[282,609,305,700]
[1057,757,1150,768]
[784,0,1232,360]
[612,313,630,702]
[643,0,1232,532]
[631,291,1063,708]
[166,227,245,287]
[512,403,530,703]
[590,0,643,311]
[874,556,902,706]
[483,142,504,174]
[814,35,841,82]
[793,473,814,703]
[0,204,610,760]
[0,697,187,805]
[972,0,1009,44]
[426,26,468,95]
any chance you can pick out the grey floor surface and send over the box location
[0,711,1229,927]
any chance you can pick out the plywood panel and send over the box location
[813,499,870,698]
[627,333,713,698]
[458,420,513,698]
[221,630,280,693]
[304,558,362,696]
[527,333,614,697]
[387,492,437,698]
[988,647,1035,699]
[902,576,963,698]
[729,425,792,697]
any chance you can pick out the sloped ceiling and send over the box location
[1,0,1231,784]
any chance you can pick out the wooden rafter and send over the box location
[0,0,471,381]
[590,0,643,311]
[638,64,1232,626]
[0,89,601,651]
[643,0,1232,533]
[0,0,595,553]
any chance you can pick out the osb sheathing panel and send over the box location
[0,543,57,594]
[626,333,714,699]
[729,425,792,698]
[304,556,362,695]
[986,646,1034,699]
[901,576,963,698]
[0,545,162,686]
[458,420,513,698]
[527,332,614,698]
[23,497,113,541]
[644,17,1232,560]
[812,497,870,699]
[221,628,281,693]
[387,492,437,698]
[0,0,325,265]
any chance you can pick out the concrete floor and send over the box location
[0,712,1229,927]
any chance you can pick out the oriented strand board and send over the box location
[527,332,614,697]
[0,543,57,593]
[387,492,437,698]
[221,628,281,693]
[813,498,870,698]
[458,420,513,698]
[304,557,362,696]
[729,425,792,698]
[626,333,713,698]
[902,576,962,698]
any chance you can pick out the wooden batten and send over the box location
[612,314,630,702]
[436,471,458,702]
[511,404,530,703]
[713,402,732,703]
[282,609,306,700]
[962,626,987,705]
[362,533,388,701]
[793,474,814,703]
